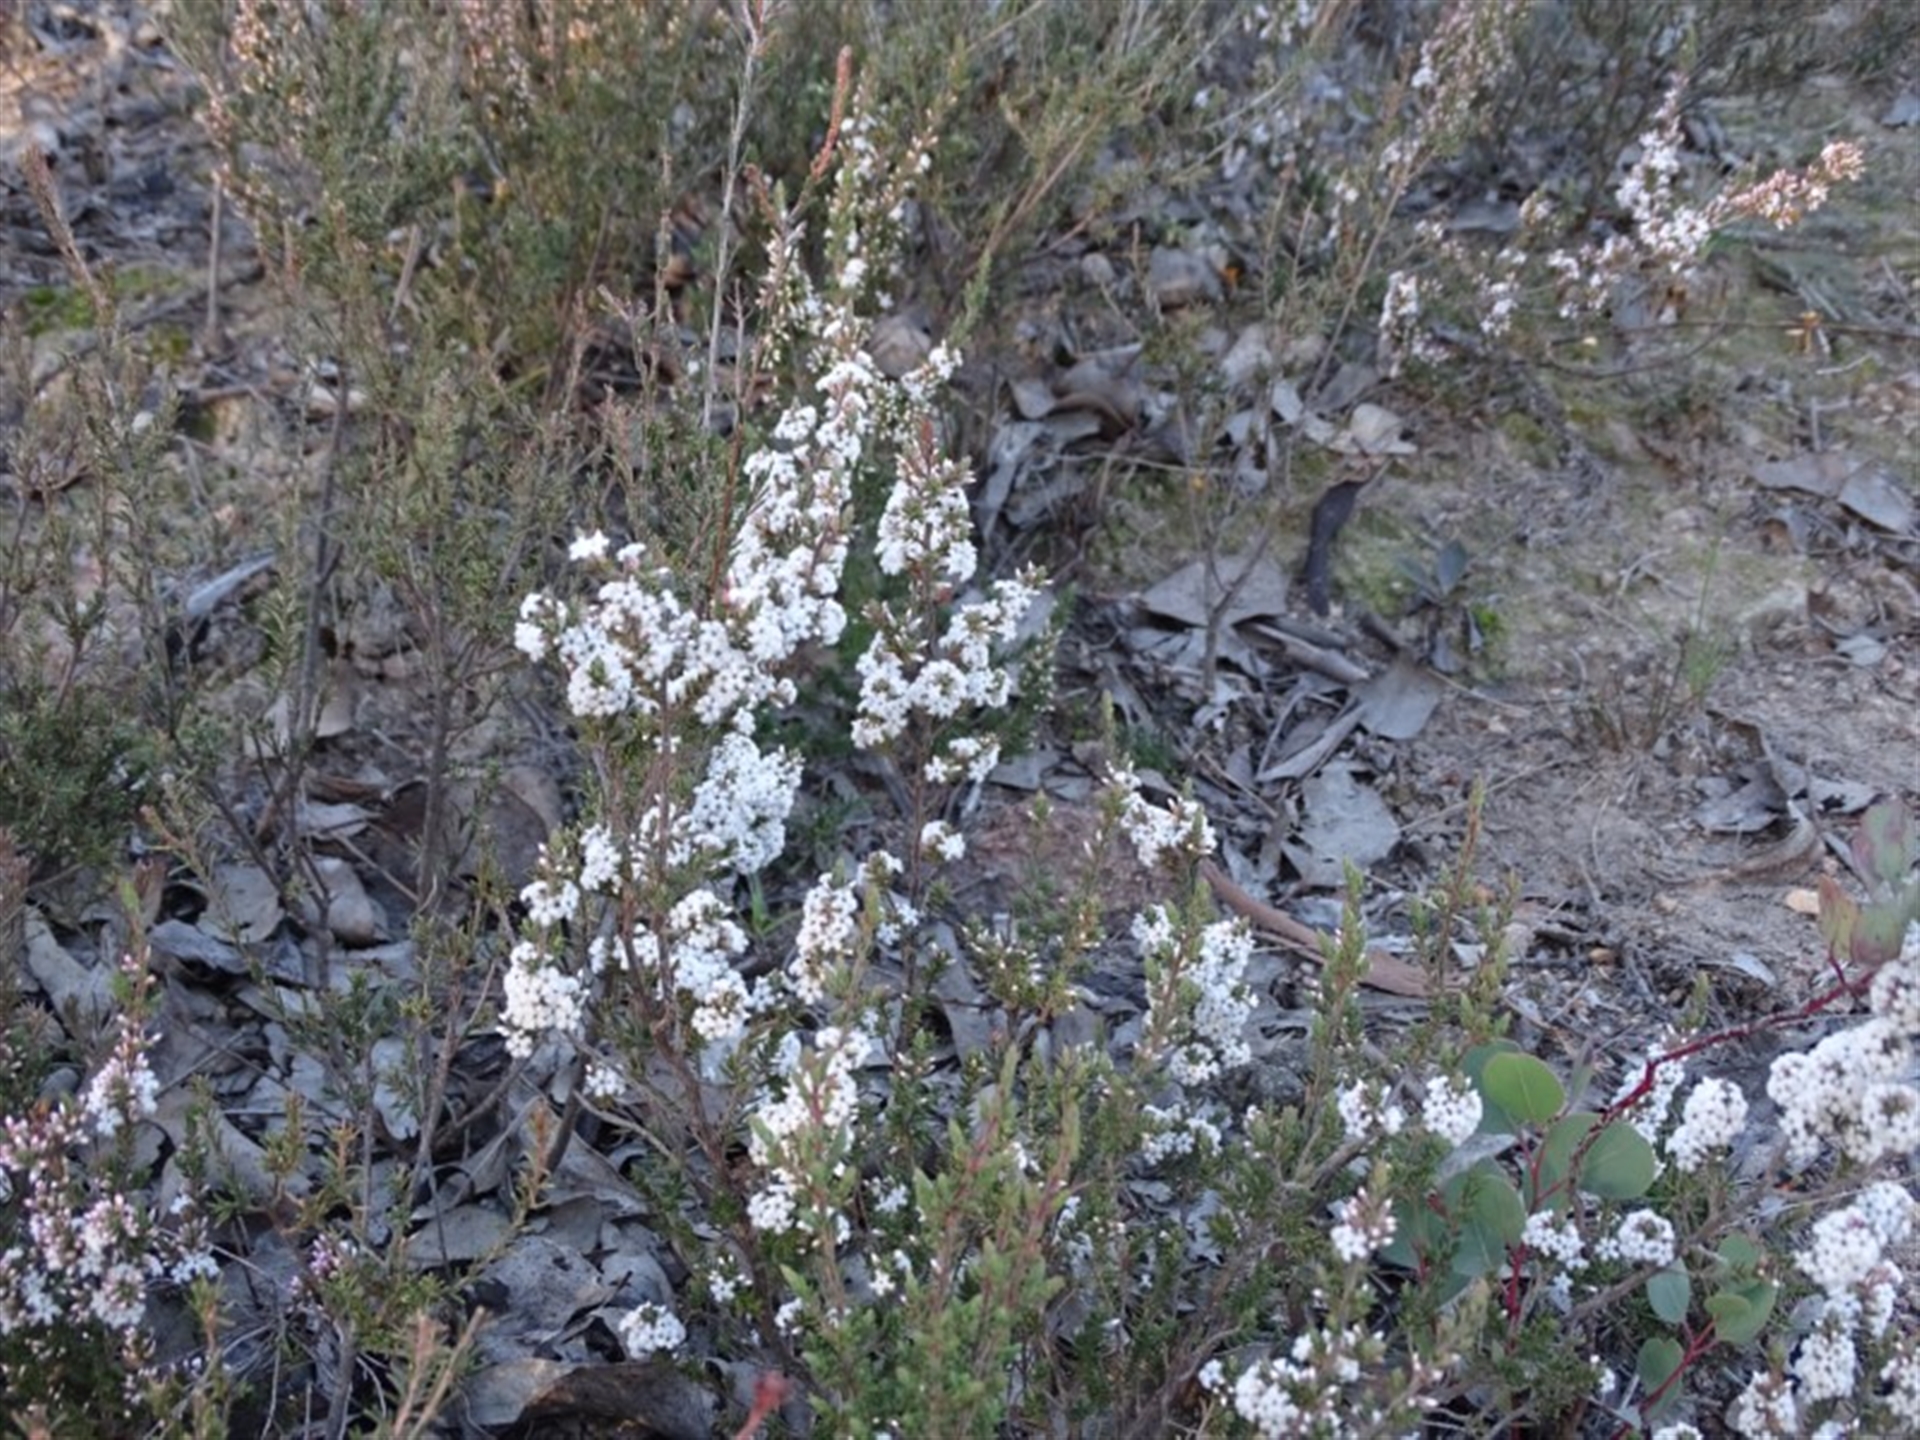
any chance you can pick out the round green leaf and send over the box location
[1380,1195,1439,1270]
[1481,1053,1565,1126]
[1463,1041,1526,1135]
[1646,1265,1691,1325]
[1536,1111,1599,1206]
[1705,1290,1751,1339]
[1636,1336,1685,1422]
[1709,1279,1777,1346]
[1468,1168,1526,1244]
[1450,1218,1503,1277]
[1715,1234,1763,1274]
[1579,1121,1657,1200]
[1443,1161,1525,1276]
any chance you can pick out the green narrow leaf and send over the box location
[1481,1053,1565,1126]
[1579,1122,1657,1200]
[1646,1265,1691,1325]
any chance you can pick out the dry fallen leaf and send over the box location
[1783,887,1822,916]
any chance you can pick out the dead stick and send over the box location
[1199,859,1432,998]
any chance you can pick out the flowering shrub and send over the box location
[507,240,1920,1428]
[0,950,218,1432]
[4,2,1908,1436]
[1377,71,1865,367]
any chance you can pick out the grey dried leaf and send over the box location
[311,854,381,945]
[1137,552,1291,629]
[476,1235,615,1349]
[404,1200,512,1268]
[1284,761,1400,888]
[1835,468,1914,534]
[149,917,246,976]
[1221,322,1274,386]
[23,908,114,1024]
[1357,658,1444,741]
[1147,245,1223,308]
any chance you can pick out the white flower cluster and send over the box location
[1337,1080,1407,1145]
[1329,1186,1398,1264]
[504,234,1036,1057]
[1765,939,1920,1167]
[1795,1181,1913,1300]
[790,872,862,1006]
[618,888,763,1054]
[1139,1102,1223,1167]
[1114,769,1216,869]
[1717,930,1920,1435]
[500,248,909,1045]
[747,1026,873,1244]
[1883,1343,1920,1427]
[616,1299,686,1358]
[1791,1309,1857,1404]
[1542,77,1864,323]
[874,397,972,581]
[923,734,1000,787]
[1610,1036,1686,1143]
[1133,907,1257,1085]
[1665,1075,1748,1172]
[706,1252,748,1306]
[1595,1209,1676,1269]
[1613,82,1709,270]
[852,572,1038,751]
[1874,928,1920,1030]
[1375,270,1446,376]
[919,819,965,863]
[0,1017,216,1341]
[1206,1322,1418,1440]
[1723,1180,1912,1433]
[583,1061,627,1101]
[1521,1211,1587,1273]
[81,1021,160,1141]
[1418,1074,1482,1146]
[500,940,587,1060]
[864,1246,916,1300]
[673,732,806,876]
[1727,1369,1800,1438]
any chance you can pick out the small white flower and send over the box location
[1522,1211,1587,1271]
[919,820,966,863]
[1336,1081,1406,1144]
[1791,1316,1856,1403]
[1329,1187,1397,1263]
[616,1300,685,1357]
[1666,1076,1748,1172]
[1419,1075,1483,1146]
[1726,1369,1798,1438]
[1597,1209,1675,1268]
